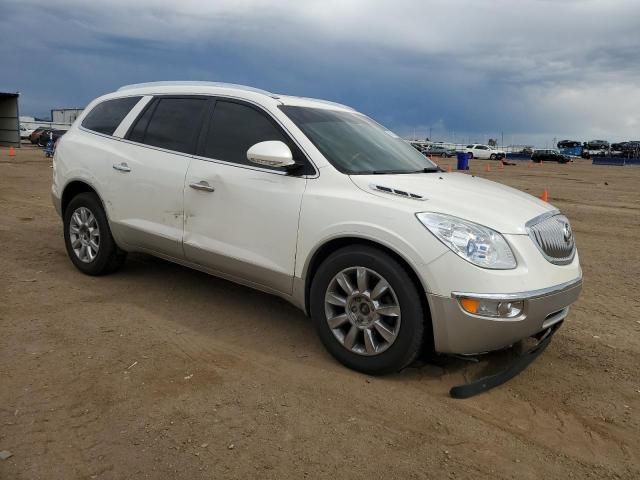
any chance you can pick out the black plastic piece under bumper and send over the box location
[449,322,561,399]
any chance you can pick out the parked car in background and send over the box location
[611,141,640,158]
[531,149,571,163]
[20,125,34,139]
[424,144,456,157]
[38,129,67,147]
[51,81,582,379]
[30,127,48,144]
[581,140,609,159]
[409,142,426,153]
[465,144,505,160]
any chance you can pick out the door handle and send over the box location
[189,180,215,192]
[113,162,131,173]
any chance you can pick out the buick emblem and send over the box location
[563,222,573,243]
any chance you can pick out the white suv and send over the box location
[466,144,504,159]
[51,82,582,379]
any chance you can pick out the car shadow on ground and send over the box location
[114,253,537,395]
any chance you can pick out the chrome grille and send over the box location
[526,213,576,265]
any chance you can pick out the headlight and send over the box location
[416,212,516,269]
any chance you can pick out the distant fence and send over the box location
[592,157,640,166]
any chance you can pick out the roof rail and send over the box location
[117,81,279,99]
[280,95,355,111]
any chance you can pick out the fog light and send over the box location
[459,298,523,318]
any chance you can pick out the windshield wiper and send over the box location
[369,169,414,174]
[352,167,442,175]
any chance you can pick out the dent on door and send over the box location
[183,162,305,295]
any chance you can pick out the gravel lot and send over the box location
[1,146,639,479]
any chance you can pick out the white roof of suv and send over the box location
[115,81,354,112]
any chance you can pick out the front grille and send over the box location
[527,213,576,265]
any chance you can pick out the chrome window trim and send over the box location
[77,93,320,179]
[113,95,153,138]
[79,94,146,136]
[201,94,319,178]
[451,275,583,301]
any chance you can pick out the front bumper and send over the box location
[427,276,582,354]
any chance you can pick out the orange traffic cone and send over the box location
[499,162,504,170]
[447,165,452,173]
[485,163,491,172]
[8,146,15,157]
[527,161,532,168]
[540,190,548,202]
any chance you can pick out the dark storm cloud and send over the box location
[2,0,639,145]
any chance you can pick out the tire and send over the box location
[63,192,126,275]
[468,152,473,159]
[310,245,426,375]
[490,154,496,160]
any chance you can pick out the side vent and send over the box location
[369,184,427,201]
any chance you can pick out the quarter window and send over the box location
[129,97,207,154]
[202,100,289,168]
[82,96,142,135]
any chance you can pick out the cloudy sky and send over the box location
[2,0,639,146]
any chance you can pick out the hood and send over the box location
[349,172,556,234]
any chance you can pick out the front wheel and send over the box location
[310,246,426,375]
[467,152,473,159]
[490,153,496,160]
[63,192,127,275]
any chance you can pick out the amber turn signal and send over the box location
[460,298,480,314]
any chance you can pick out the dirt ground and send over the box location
[1,145,638,479]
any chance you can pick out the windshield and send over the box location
[279,106,438,174]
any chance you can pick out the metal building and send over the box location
[51,108,84,125]
[0,92,20,147]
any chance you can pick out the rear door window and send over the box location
[128,97,208,154]
[82,96,142,135]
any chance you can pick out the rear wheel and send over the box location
[490,153,496,160]
[468,152,474,159]
[63,192,126,275]
[310,246,425,375]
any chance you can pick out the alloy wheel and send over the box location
[324,266,402,356]
[69,206,100,263]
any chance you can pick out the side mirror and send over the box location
[247,141,296,169]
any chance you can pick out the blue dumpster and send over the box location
[456,152,469,170]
